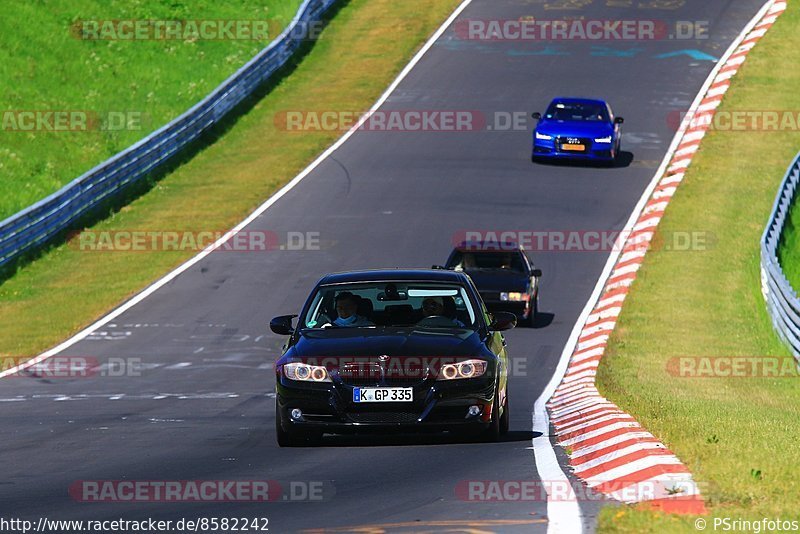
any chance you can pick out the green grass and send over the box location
[0,0,302,221]
[0,0,463,359]
[596,3,800,532]
[777,176,800,288]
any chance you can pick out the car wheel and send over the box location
[610,141,621,167]
[520,311,533,328]
[499,389,509,435]
[522,294,538,327]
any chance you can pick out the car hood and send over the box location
[464,270,529,292]
[536,120,614,138]
[283,328,485,362]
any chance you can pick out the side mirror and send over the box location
[614,117,624,124]
[270,315,297,335]
[490,311,517,332]
[532,268,543,277]
[531,112,542,120]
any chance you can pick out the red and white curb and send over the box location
[545,0,787,516]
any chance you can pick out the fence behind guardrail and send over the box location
[0,0,337,269]
[760,151,800,363]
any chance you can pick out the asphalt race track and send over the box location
[1,1,765,532]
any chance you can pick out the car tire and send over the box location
[483,395,502,442]
[522,294,538,327]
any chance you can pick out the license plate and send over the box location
[353,387,413,403]
[561,143,585,151]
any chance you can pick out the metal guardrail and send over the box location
[761,151,800,362]
[0,0,337,268]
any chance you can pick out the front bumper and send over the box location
[276,372,497,434]
[532,137,615,161]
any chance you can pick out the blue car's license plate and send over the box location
[561,143,585,151]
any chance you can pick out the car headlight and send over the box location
[438,359,488,380]
[535,131,553,141]
[594,136,612,143]
[283,362,331,382]
[500,292,530,302]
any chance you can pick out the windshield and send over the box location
[448,251,527,273]
[545,101,609,122]
[303,282,478,330]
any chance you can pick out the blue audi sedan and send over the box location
[531,98,623,164]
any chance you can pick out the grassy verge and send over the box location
[0,0,462,359]
[596,3,800,532]
[0,0,302,221]
[777,180,800,287]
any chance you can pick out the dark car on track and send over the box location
[531,97,623,164]
[270,269,516,446]
[439,241,541,326]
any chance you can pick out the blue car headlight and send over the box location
[535,131,553,141]
[594,136,613,143]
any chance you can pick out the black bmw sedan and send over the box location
[270,269,516,446]
[442,241,542,326]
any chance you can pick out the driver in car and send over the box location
[420,297,465,327]
[333,292,374,327]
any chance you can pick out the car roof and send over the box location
[318,269,470,285]
[550,97,608,106]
